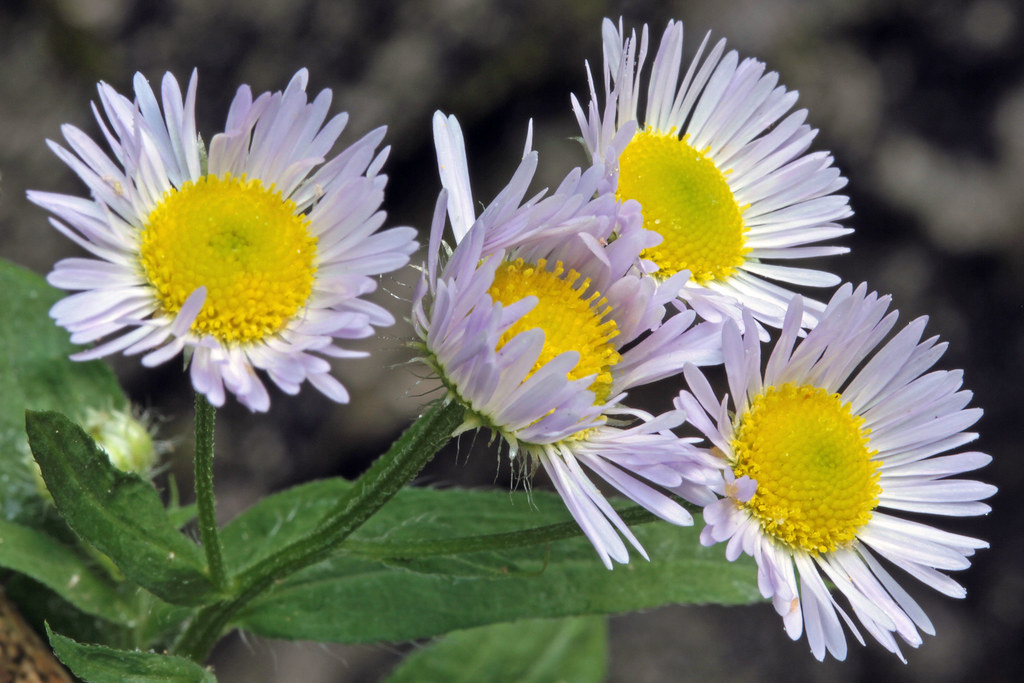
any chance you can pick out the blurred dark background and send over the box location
[1,0,1021,681]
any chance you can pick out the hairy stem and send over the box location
[193,393,227,591]
[173,399,464,662]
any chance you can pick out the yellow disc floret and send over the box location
[730,383,881,555]
[616,128,748,284]
[139,174,318,344]
[488,258,620,404]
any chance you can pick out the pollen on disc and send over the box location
[616,129,748,285]
[730,383,881,554]
[489,258,621,403]
[140,174,318,344]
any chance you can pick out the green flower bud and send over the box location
[81,406,157,475]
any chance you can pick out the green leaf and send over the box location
[27,411,218,606]
[4,574,130,651]
[47,625,217,683]
[0,259,125,526]
[219,477,585,575]
[0,518,134,624]
[219,478,353,573]
[227,480,762,643]
[385,616,607,683]
[167,504,198,530]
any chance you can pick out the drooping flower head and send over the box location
[30,70,417,411]
[413,112,724,567]
[678,283,995,661]
[574,18,852,331]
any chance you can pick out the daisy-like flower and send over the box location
[573,18,852,331]
[413,112,724,568]
[29,69,417,411]
[678,283,995,661]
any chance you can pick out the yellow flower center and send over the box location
[488,258,620,404]
[616,128,748,284]
[730,383,881,555]
[139,175,318,345]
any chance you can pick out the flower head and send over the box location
[574,18,852,332]
[414,112,723,567]
[678,283,995,661]
[30,70,417,411]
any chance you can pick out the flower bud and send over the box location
[81,406,157,475]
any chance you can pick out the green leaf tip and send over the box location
[47,624,217,683]
[26,410,219,606]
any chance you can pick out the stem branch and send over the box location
[173,399,464,662]
[341,505,664,559]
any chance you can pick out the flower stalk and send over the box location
[193,392,227,592]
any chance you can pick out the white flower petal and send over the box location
[686,283,993,661]
[576,18,850,330]
[32,69,415,411]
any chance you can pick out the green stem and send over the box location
[340,505,666,559]
[193,393,227,592]
[173,399,464,662]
